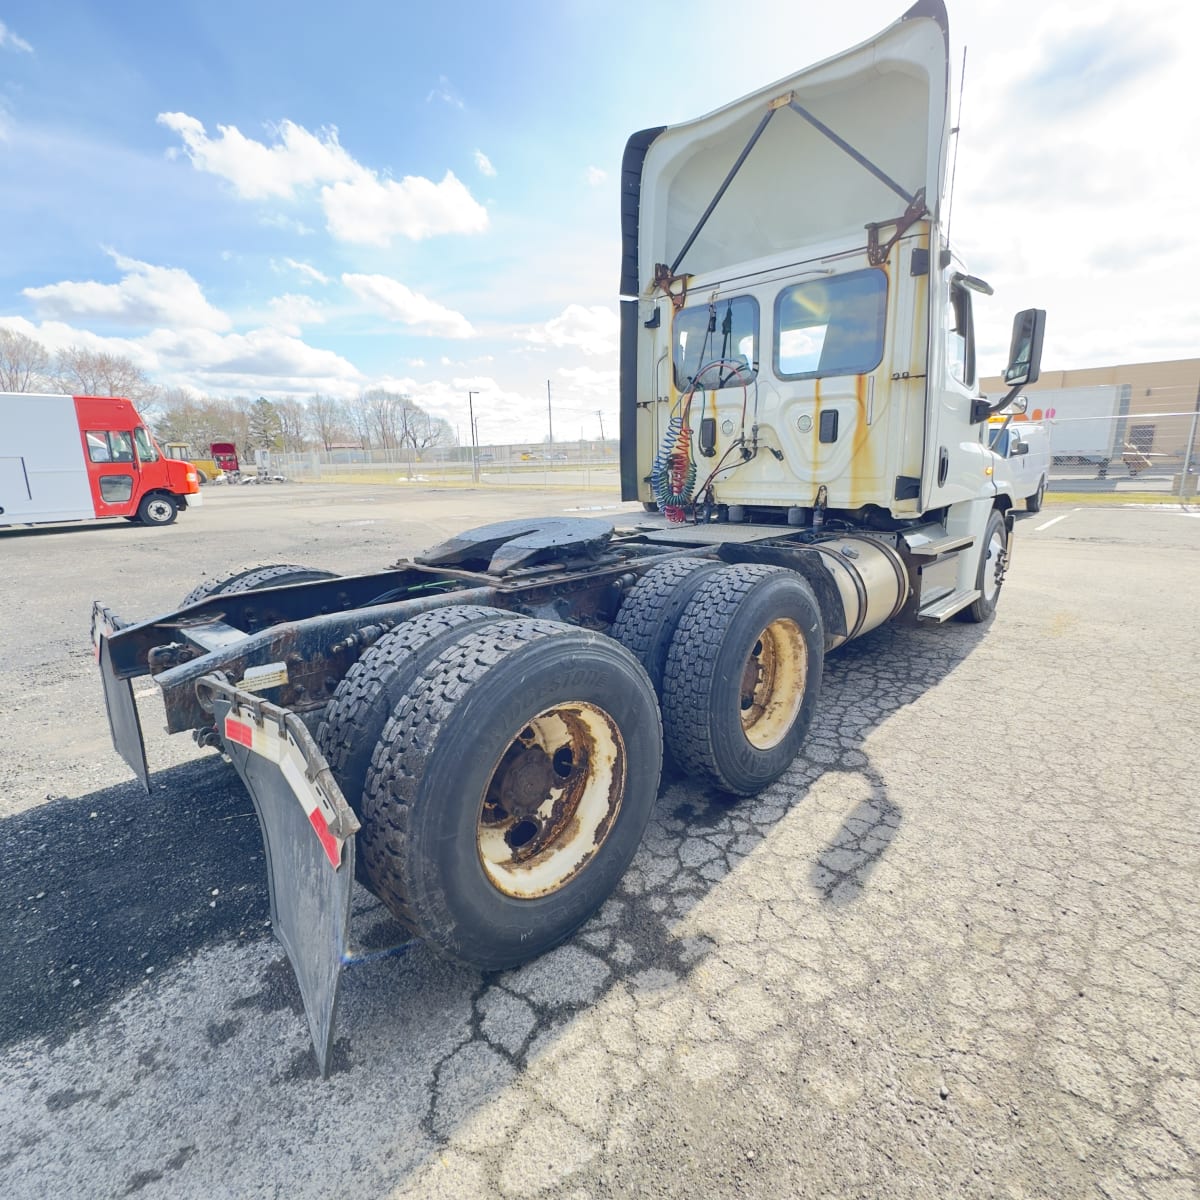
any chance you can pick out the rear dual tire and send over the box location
[180,563,339,608]
[659,565,825,795]
[353,619,663,969]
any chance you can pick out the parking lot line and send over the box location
[1032,513,1071,532]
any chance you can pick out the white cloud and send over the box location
[23,251,231,332]
[1,313,362,400]
[158,113,488,245]
[267,293,325,336]
[156,113,358,200]
[259,212,314,236]
[321,170,487,245]
[474,149,496,177]
[280,257,329,285]
[143,325,358,389]
[343,273,475,338]
[0,21,32,53]
[426,77,464,109]
[557,365,618,397]
[522,304,619,357]
[0,315,156,371]
[585,166,607,187]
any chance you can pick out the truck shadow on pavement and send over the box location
[0,755,268,1050]
[0,616,989,1195]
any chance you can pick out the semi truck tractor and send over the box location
[94,0,1044,1073]
[2,392,201,528]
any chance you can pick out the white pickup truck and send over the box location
[991,420,1051,513]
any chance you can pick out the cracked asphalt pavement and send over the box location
[1,487,1197,1199]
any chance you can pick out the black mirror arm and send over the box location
[972,383,1026,426]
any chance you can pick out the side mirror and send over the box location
[1012,441,1029,457]
[1003,308,1046,387]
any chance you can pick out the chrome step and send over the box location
[918,589,981,622]
[905,532,975,557]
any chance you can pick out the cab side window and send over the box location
[86,431,111,463]
[775,269,888,380]
[946,284,975,387]
[673,296,759,391]
[134,427,159,463]
[86,430,135,463]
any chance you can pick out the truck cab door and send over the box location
[923,274,992,505]
[83,428,139,517]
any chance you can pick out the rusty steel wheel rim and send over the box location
[476,702,626,899]
[738,617,808,750]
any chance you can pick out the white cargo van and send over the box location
[991,420,1051,512]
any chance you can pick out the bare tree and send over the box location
[344,394,373,449]
[155,390,249,454]
[0,328,51,392]
[364,388,405,452]
[307,393,348,451]
[54,346,156,405]
[275,397,308,452]
[410,410,454,451]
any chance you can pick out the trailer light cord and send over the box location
[650,357,757,522]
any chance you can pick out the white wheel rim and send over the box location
[147,500,172,522]
[739,617,808,750]
[983,529,1005,603]
[477,702,625,899]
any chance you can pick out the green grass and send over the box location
[1045,491,1198,506]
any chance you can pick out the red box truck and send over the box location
[1,392,201,528]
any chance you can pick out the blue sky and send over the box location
[2,0,1196,441]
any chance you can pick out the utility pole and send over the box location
[1180,375,1200,500]
[547,379,554,450]
[467,391,479,484]
[596,409,606,449]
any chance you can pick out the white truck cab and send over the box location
[619,0,1045,623]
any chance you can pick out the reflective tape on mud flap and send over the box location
[220,709,346,867]
[197,674,360,1077]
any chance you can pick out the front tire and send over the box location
[661,564,824,796]
[361,620,662,969]
[137,493,178,526]
[1026,476,1046,513]
[962,508,1008,623]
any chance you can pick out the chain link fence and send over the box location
[259,445,623,493]
[1019,383,1200,498]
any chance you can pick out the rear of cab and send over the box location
[620,0,994,521]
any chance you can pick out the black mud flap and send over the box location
[93,603,149,793]
[199,676,361,1077]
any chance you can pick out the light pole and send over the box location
[467,391,479,483]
